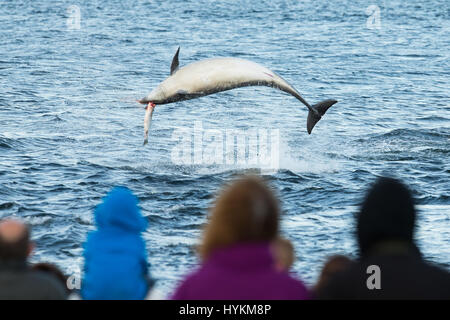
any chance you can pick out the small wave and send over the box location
[0,139,12,149]
[0,202,15,211]
[0,137,22,149]
[129,174,170,184]
[146,214,181,226]
[41,113,66,122]
[390,53,441,59]
[89,33,113,40]
[30,70,51,76]
[417,115,449,122]
[76,160,115,171]
[356,128,450,144]
[380,128,449,139]
[22,215,53,226]
[410,146,449,155]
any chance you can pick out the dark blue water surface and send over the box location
[0,0,449,296]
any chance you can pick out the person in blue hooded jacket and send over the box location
[81,186,153,300]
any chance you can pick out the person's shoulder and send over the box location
[419,260,450,287]
[170,267,203,300]
[314,263,360,300]
[28,270,63,285]
[272,270,310,298]
[422,260,450,276]
[279,271,307,286]
[28,271,68,299]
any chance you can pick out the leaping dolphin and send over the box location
[139,47,337,145]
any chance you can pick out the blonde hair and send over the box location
[271,237,295,271]
[199,176,280,261]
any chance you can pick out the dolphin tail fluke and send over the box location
[307,99,338,134]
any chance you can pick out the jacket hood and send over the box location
[357,177,416,257]
[94,186,147,233]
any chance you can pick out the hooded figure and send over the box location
[81,187,152,300]
[357,177,417,256]
[317,177,450,300]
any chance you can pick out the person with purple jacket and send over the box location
[172,176,309,300]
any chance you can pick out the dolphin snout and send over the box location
[138,98,148,105]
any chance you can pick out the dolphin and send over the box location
[139,47,337,145]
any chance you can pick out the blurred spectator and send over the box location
[81,187,155,300]
[313,255,353,297]
[171,176,309,300]
[32,262,70,295]
[271,237,295,272]
[0,220,67,299]
[318,177,450,299]
[144,283,166,300]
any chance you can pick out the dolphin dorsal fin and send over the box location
[170,47,180,75]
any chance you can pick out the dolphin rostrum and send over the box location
[139,47,337,145]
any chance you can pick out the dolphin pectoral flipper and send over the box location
[143,103,155,145]
[177,89,189,95]
[307,99,338,134]
[173,89,204,102]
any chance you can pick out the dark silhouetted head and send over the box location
[357,177,416,256]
